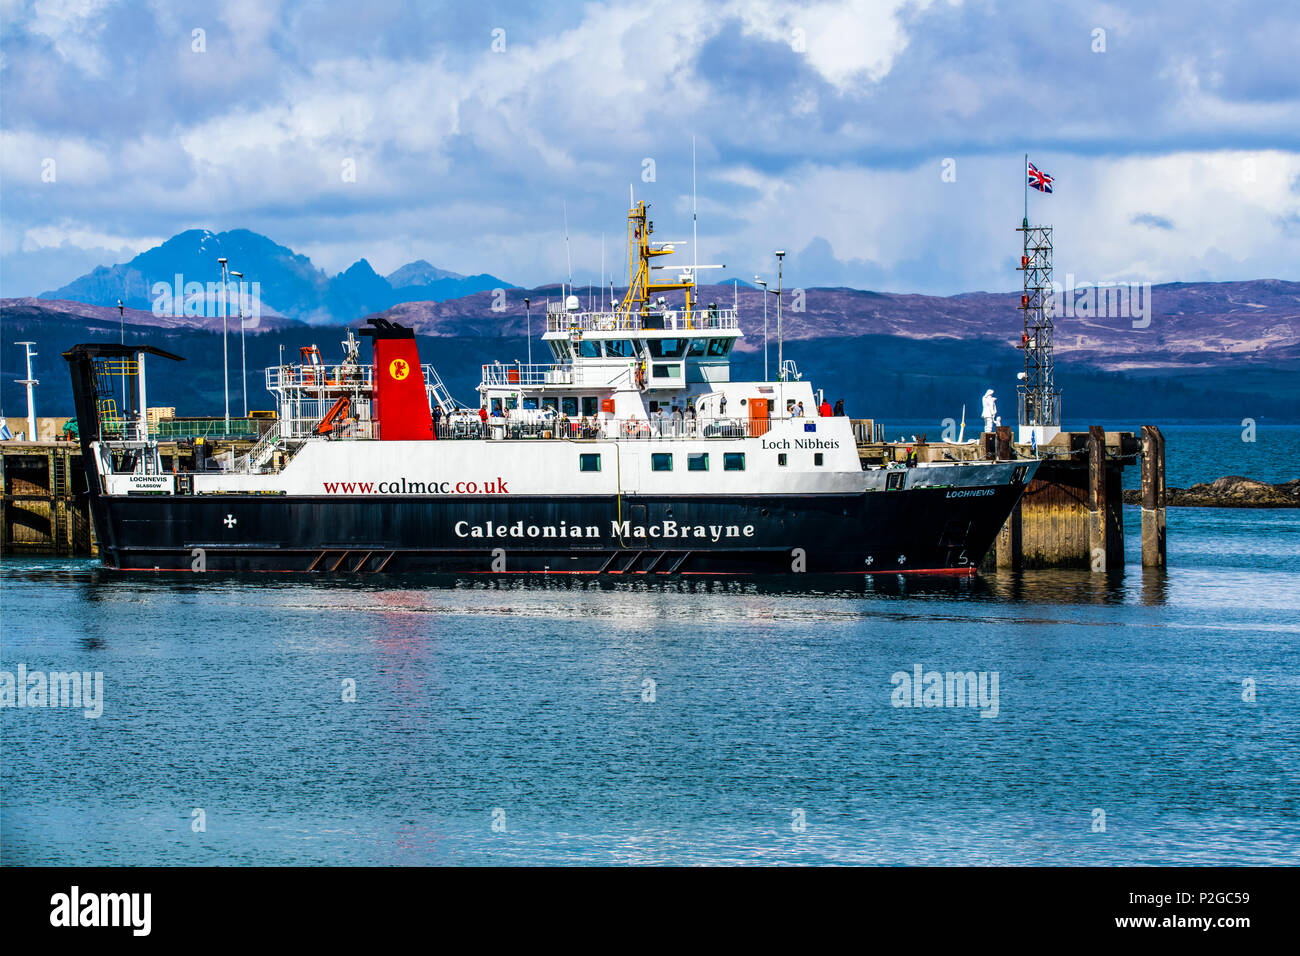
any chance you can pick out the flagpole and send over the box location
[1024,153,1028,226]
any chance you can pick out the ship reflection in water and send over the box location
[2,506,1297,866]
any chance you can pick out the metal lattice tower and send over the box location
[1016,221,1061,440]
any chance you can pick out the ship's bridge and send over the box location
[478,196,745,417]
[540,302,741,388]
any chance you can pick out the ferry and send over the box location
[64,200,1038,575]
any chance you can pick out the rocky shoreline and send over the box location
[1122,475,1300,508]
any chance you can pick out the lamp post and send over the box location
[218,257,230,429]
[117,299,126,408]
[524,297,531,368]
[774,251,786,416]
[231,270,246,418]
[754,276,768,381]
[775,251,786,380]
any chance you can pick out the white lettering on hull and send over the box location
[453,520,757,541]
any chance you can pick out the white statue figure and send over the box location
[981,389,998,434]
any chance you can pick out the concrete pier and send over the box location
[0,441,95,556]
[855,425,1142,571]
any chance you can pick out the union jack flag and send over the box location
[1027,161,1054,193]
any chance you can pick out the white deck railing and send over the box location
[545,309,740,334]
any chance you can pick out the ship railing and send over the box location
[219,414,822,447]
[545,309,740,334]
[278,415,379,441]
[235,421,282,473]
[480,363,575,386]
[152,417,264,441]
[265,363,440,393]
[434,416,781,441]
[265,363,374,391]
[98,419,149,443]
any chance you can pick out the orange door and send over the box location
[749,398,770,437]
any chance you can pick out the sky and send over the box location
[2,0,1299,298]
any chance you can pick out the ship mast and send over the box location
[616,200,694,318]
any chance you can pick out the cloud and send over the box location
[1131,213,1174,230]
[1,0,1297,297]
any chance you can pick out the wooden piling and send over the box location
[995,499,1022,570]
[995,426,1014,461]
[1087,425,1108,571]
[1141,424,1167,568]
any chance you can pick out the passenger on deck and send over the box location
[834,399,845,416]
[819,399,832,417]
[478,405,488,437]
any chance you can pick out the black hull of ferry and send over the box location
[89,487,1024,576]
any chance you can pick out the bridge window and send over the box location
[724,452,745,471]
[651,453,673,472]
[649,338,687,358]
[579,454,601,472]
[688,339,708,356]
[652,364,682,379]
[707,338,732,356]
[577,340,602,358]
[605,339,638,358]
[688,453,709,472]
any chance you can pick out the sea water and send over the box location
[2,426,1297,865]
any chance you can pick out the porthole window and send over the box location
[579,453,601,472]
[688,452,709,472]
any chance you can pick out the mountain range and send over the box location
[38,229,513,324]
[365,279,1300,372]
[5,228,1298,423]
